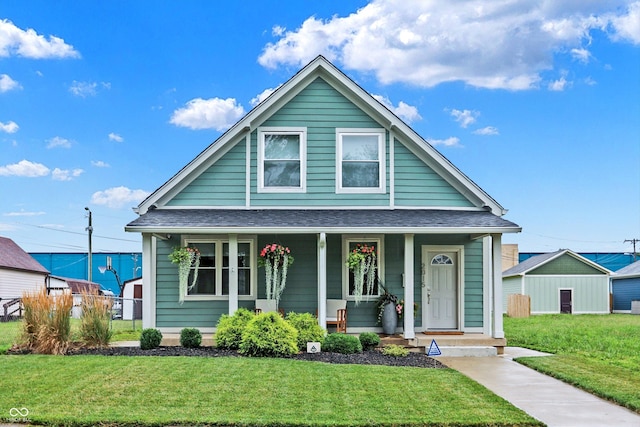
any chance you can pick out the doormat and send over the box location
[423,331,464,335]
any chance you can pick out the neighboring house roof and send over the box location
[503,249,612,277]
[123,276,143,285]
[0,236,49,275]
[126,208,520,234]
[133,56,508,217]
[613,260,640,279]
[63,278,102,294]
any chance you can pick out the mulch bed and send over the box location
[66,346,447,368]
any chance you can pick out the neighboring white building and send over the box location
[122,276,143,320]
[0,237,49,316]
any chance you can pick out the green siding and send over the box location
[167,140,246,206]
[530,254,604,275]
[502,277,522,312]
[525,276,609,313]
[394,140,474,207]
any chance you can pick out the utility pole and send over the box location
[624,238,639,262]
[85,207,93,282]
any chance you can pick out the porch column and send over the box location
[317,232,327,328]
[142,233,155,329]
[228,234,238,315]
[403,234,415,339]
[491,233,504,339]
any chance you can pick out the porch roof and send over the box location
[125,208,521,234]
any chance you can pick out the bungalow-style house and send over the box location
[503,249,611,314]
[611,260,640,313]
[0,236,49,308]
[125,56,520,341]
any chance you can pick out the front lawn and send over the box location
[504,314,640,412]
[0,354,541,426]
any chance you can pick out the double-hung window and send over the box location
[343,236,384,301]
[336,129,385,193]
[184,238,255,299]
[258,127,306,192]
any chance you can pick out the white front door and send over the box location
[423,251,458,330]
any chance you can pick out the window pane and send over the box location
[264,134,300,159]
[342,162,379,187]
[222,243,252,296]
[238,269,251,295]
[342,135,379,160]
[264,160,300,187]
[348,241,379,296]
[189,269,216,295]
[196,243,215,267]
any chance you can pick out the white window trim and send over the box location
[342,235,385,302]
[257,127,307,193]
[182,235,257,301]
[336,128,386,194]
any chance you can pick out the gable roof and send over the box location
[503,249,612,277]
[613,260,640,279]
[135,56,507,217]
[0,236,49,275]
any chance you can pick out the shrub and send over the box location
[286,312,325,351]
[180,328,202,348]
[215,308,255,350]
[359,332,381,351]
[239,312,298,357]
[323,333,362,354]
[140,328,163,350]
[21,288,73,355]
[80,290,113,347]
[382,344,409,357]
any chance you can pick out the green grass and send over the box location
[0,354,541,427]
[504,314,640,412]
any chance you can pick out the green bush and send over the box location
[359,332,381,351]
[215,308,255,350]
[239,312,299,357]
[323,333,362,354]
[286,312,325,351]
[180,328,202,348]
[140,328,163,350]
[382,344,409,357]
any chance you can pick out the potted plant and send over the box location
[376,284,400,335]
[347,243,377,305]
[258,243,294,307]
[168,246,200,304]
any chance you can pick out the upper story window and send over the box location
[336,129,386,194]
[258,127,306,193]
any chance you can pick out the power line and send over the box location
[624,239,639,262]
[16,222,139,243]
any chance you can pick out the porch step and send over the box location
[431,345,498,357]
[378,335,423,353]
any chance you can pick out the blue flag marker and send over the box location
[427,339,441,356]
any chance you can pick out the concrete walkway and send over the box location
[438,347,640,427]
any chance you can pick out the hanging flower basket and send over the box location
[347,243,377,305]
[258,243,294,307]
[168,246,200,304]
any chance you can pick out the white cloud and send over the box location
[0,74,21,92]
[69,81,96,97]
[473,126,500,136]
[170,97,246,131]
[250,87,280,107]
[372,95,421,123]
[46,136,72,149]
[0,159,50,177]
[52,168,84,181]
[108,132,124,142]
[91,160,110,168]
[429,137,461,147]
[3,210,46,217]
[0,120,19,133]
[91,186,150,209]
[258,1,639,90]
[0,19,80,59]
[571,48,591,63]
[448,109,478,128]
[548,76,570,91]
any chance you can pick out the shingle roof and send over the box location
[502,250,564,277]
[0,236,49,274]
[614,260,640,278]
[125,208,520,233]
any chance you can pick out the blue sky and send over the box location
[1,0,639,256]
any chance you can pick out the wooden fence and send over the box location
[507,294,530,318]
